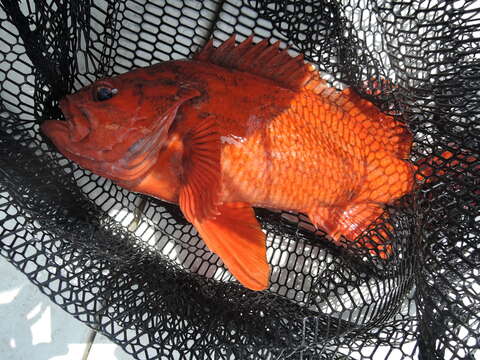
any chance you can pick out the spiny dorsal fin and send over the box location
[194,35,326,91]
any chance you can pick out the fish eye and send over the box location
[94,86,118,101]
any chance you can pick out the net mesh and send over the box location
[0,0,479,359]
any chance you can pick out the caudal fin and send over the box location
[416,150,478,181]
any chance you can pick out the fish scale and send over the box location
[221,89,371,211]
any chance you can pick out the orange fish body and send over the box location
[42,36,415,290]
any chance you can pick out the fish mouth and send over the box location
[42,118,163,186]
[59,98,91,142]
[42,117,69,138]
[42,99,181,187]
[42,97,91,148]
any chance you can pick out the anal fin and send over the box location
[333,203,385,241]
[308,207,340,239]
[192,203,269,291]
[309,203,392,258]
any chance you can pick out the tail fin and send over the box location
[415,149,479,209]
[416,150,478,182]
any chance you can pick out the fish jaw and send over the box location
[42,118,69,143]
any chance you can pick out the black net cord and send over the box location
[1,1,479,359]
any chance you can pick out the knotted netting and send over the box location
[0,0,479,359]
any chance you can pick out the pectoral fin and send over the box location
[177,118,269,290]
[179,117,221,222]
[192,203,269,291]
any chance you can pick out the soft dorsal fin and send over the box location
[194,35,325,91]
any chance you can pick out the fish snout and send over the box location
[41,118,69,142]
[40,98,71,140]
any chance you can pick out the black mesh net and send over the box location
[0,0,479,359]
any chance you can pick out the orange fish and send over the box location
[42,36,417,290]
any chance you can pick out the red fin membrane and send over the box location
[308,207,340,239]
[177,119,269,290]
[179,117,221,223]
[309,203,392,258]
[194,36,411,164]
[194,35,311,90]
[193,203,269,291]
[332,203,385,241]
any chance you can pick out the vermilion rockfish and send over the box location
[42,36,416,290]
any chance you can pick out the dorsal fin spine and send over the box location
[193,35,313,90]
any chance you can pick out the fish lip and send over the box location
[41,118,69,139]
[43,97,75,139]
[40,98,73,148]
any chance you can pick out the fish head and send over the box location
[42,66,201,186]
